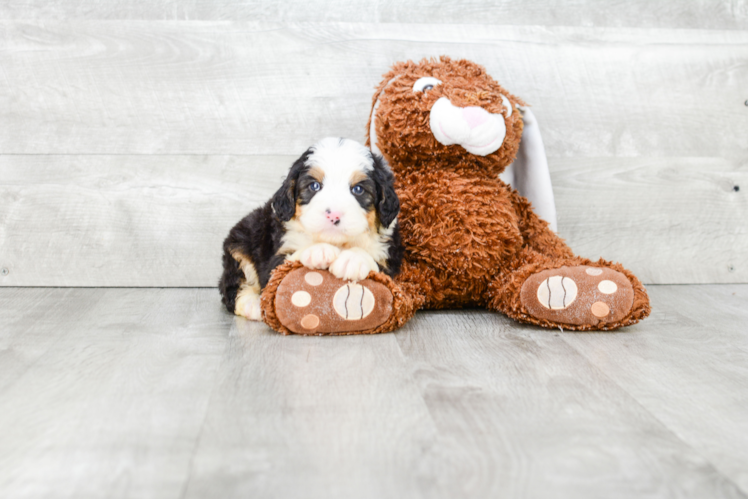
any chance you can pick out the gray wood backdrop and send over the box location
[1,1,746,287]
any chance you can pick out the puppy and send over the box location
[219,137,403,320]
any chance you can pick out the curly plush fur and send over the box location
[262,56,650,333]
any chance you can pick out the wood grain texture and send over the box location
[0,22,746,159]
[2,0,747,30]
[378,0,748,29]
[0,288,229,497]
[553,157,748,284]
[0,286,746,497]
[391,308,743,497]
[1,154,745,287]
[182,318,436,498]
[561,284,748,493]
[0,155,289,287]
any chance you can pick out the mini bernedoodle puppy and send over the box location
[219,137,403,320]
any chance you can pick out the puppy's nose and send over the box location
[325,209,342,226]
[462,106,490,129]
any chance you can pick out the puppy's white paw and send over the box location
[300,243,341,269]
[236,293,262,321]
[329,249,378,282]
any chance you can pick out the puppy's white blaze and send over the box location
[429,97,507,156]
[298,137,374,241]
[306,137,374,174]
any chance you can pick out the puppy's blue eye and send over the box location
[310,182,321,192]
[351,185,364,196]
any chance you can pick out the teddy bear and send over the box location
[261,56,651,335]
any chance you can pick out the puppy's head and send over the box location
[271,137,399,244]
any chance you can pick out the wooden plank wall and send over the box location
[0,1,746,286]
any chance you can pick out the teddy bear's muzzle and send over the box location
[429,96,509,156]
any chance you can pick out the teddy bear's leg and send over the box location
[260,260,417,335]
[487,247,651,330]
[486,190,650,330]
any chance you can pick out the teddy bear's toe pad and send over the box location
[274,267,393,335]
[521,266,634,326]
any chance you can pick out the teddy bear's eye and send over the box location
[413,77,442,93]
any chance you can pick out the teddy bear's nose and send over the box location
[462,106,490,129]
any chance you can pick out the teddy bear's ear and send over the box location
[499,107,558,232]
[367,74,401,157]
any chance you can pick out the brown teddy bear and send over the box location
[262,56,651,335]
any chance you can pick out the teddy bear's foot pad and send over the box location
[274,266,393,335]
[520,266,634,326]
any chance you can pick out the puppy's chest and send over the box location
[396,171,523,274]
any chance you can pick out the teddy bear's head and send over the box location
[367,56,525,177]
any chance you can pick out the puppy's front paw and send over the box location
[235,293,262,321]
[329,249,378,282]
[300,243,341,270]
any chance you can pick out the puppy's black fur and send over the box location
[370,153,400,228]
[219,147,403,314]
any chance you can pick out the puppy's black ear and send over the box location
[371,153,400,228]
[271,149,310,222]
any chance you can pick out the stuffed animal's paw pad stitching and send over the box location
[536,276,578,310]
[273,266,394,335]
[521,266,635,326]
[332,283,376,320]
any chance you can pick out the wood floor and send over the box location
[1,285,746,498]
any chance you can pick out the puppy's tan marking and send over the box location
[231,249,262,319]
[349,170,368,185]
[366,210,378,231]
[308,166,325,182]
[230,249,261,294]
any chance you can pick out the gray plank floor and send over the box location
[1,285,747,497]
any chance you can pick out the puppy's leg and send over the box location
[235,284,262,320]
[232,251,263,321]
[329,247,379,281]
[295,243,341,270]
